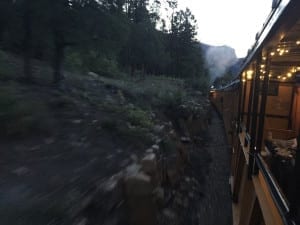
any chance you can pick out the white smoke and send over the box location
[203,45,238,82]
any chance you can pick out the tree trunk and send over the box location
[0,23,3,42]
[23,3,33,81]
[131,64,135,76]
[53,42,64,84]
[53,30,65,84]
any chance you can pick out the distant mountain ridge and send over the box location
[200,43,243,81]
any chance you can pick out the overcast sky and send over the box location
[177,0,273,58]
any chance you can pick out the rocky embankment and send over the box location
[0,51,231,225]
[71,97,214,225]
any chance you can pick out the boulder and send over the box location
[87,71,99,79]
[176,142,189,167]
[153,124,165,134]
[124,172,152,196]
[130,154,138,163]
[146,148,154,153]
[151,144,160,151]
[162,208,177,220]
[125,163,141,176]
[124,172,156,225]
[141,153,157,174]
[180,136,191,143]
[152,187,164,206]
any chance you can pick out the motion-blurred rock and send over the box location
[125,172,156,225]
[141,153,157,174]
[153,124,165,134]
[153,187,164,206]
[12,167,30,176]
[162,208,176,220]
[125,172,152,196]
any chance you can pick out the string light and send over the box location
[279,50,284,56]
[246,70,254,80]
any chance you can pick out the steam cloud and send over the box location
[203,45,238,82]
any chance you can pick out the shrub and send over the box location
[0,84,53,137]
[101,119,118,131]
[126,107,153,128]
[65,51,84,71]
[186,77,209,93]
[0,50,14,80]
[117,125,153,148]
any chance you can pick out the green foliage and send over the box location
[126,106,153,128]
[0,50,13,79]
[48,95,75,109]
[102,101,153,129]
[155,88,185,108]
[101,118,118,131]
[87,55,121,77]
[168,8,206,82]
[117,125,154,147]
[186,73,210,93]
[0,0,209,92]
[65,49,125,78]
[100,104,154,148]
[160,136,177,154]
[65,51,84,70]
[98,75,186,108]
[0,84,53,137]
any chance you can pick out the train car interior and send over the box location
[238,11,300,224]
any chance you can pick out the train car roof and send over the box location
[213,79,240,91]
[237,0,300,77]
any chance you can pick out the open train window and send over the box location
[258,82,299,217]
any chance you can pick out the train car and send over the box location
[210,80,239,146]
[210,1,300,225]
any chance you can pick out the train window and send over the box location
[258,82,300,210]
[262,132,297,199]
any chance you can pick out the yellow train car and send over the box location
[211,1,300,225]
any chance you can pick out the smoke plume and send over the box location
[202,44,238,82]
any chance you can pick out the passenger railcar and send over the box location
[210,1,300,225]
